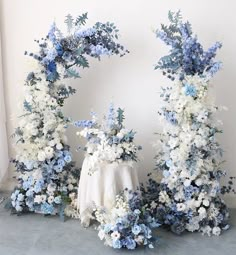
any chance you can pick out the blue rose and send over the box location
[112,239,122,249]
[64,155,72,163]
[125,237,136,250]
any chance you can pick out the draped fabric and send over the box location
[0,33,9,184]
[78,157,139,227]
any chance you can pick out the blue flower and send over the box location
[124,237,136,250]
[41,202,54,214]
[64,154,72,163]
[112,239,122,249]
[90,45,110,56]
[47,61,57,73]
[48,22,57,43]
[132,224,141,235]
[74,120,95,128]
[54,164,63,173]
[57,158,65,167]
[34,179,44,193]
[54,196,61,204]
[164,110,178,125]
[104,224,112,234]
[55,43,63,56]
[184,83,197,97]
[163,170,170,178]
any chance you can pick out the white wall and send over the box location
[1,0,236,206]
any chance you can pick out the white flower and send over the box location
[48,196,54,204]
[198,207,207,216]
[17,194,25,202]
[111,231,120,240]
[203,199,210,207]
[38,151,46,161]
[150,201,157,209]
[177,203,186,212]
[195,178,203,186]
[34,195,42,204]
[98,230,105,240]
[212,226,221,236]
[15,205,23,212]
[56,143,63,150]
[159,191,170,204]
[68,184,74,191]
[44,146,54,159]
[184,179,191,187]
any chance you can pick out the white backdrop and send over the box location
[0,32,9,185]
[0,0,236,206]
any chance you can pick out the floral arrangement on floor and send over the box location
[75,103,142,175]
[150,10,235,236]
[10,13,127,217]
[95,190,160,249]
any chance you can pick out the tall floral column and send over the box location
[152,11,232,236]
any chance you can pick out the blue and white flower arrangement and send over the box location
[151,11,235,236]
[10,13,127,217]
[75,104,142,175]
[95,190,160,249]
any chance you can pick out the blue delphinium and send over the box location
[155,10,222,80]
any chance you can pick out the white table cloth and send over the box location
[77,156,139,226]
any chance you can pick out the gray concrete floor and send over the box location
[0,198,236,255]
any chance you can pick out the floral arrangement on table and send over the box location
[75,103,142,175]
[149,10,235,236]
[10,13,127,217]
[95,190,160,249]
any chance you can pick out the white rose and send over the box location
[198,207,206,216]
[34,195,42,204]
[195,179,203,186]
[212,227,221,236]
[184,179,191,187]
[56,143,63,150]
[38,151,46,161]
[203,200,210,207]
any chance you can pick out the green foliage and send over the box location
[75,12,88,27]
[168,10,182,24]
[64,14,74,33]
[117,108,125,126]
[23,100,32,112]
[75,55,89,68]
[65,67,80,79]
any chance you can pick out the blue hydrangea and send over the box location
[184,83,197,97]
[34,179,44,193]
[41,202,54,214]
